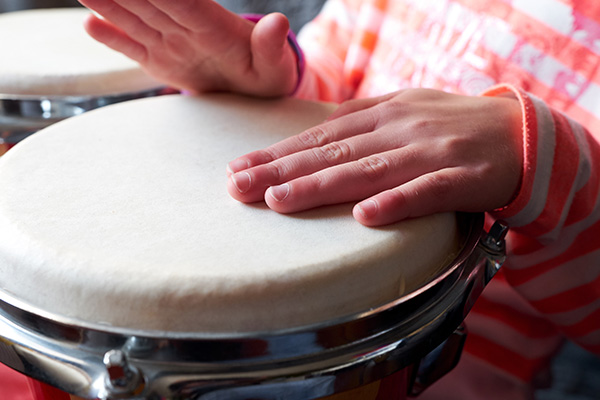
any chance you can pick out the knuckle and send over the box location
[387,187,409,208]
[255,148,277,164]
[398,144,420,165]
[298,126,330,148]
[405,116,435,134]
[357,155,390,182]
[373,100,395,118]
[439,134,468,154]
[372,99,405,126]
[310,173,325,189]
[314,141,353,166]
[266,161,285,181]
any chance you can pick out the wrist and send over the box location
[480,84,532,218]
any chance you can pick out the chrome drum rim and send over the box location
[0,213,507,399]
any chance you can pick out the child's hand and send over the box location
[227,89,524,226]
[78,0,298,96]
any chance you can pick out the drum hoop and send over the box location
[0,87,177,144]
[0,212,506,399]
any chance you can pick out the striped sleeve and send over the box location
[295,0,388,102]
[484,84,600,355]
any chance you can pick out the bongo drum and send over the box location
[0,8,170,155]
[0,94,507,399]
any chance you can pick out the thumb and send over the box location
[250,13,298,94]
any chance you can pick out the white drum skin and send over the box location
[0,94,458,333]
[0,8,161,96]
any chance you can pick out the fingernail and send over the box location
[357,200,378,219]
[269,184,290,202]
[231,172,252,193]
[227,158,250,174]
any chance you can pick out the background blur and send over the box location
[1,1,599,399]
[0,0,80,12]
[0,0,325,33]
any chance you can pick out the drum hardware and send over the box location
[0,88,176,150]
[103,350,145,398]
[407,219,507,397]
[407,324,467,397]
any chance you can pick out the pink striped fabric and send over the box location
[294,0,600,396]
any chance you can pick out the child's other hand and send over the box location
[78,0,298,96]
[227,89,524,226]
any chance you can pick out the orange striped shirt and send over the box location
[295,0,600,396]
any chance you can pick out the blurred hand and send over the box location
[227,89,524,226]
[78,0,298,96]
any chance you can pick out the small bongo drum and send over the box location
[0,94,507,399]
[0,8,171,155]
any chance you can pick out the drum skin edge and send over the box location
[0,212,507,400]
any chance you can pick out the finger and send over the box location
[228,127,409,202]
[113,0,181,33]
[83,14,148,63]
[326,92,397,121]
[226,107,378,175]
[80,0,162,48]
[227,140,355,202]
[262,147,433,213]
[353,168,479,226]
[147,0,246,33]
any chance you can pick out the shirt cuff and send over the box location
[480,84,535,222]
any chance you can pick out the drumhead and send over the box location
[0,8,162,96]
[0,94,458,332]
